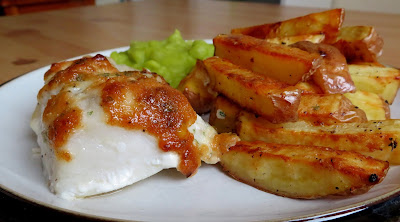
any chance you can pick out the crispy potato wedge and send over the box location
[298,94,367,126]
[209,93,367,133]
[290,41,355,94]
[349,63,400,104]
[220,141,388,199]
[237,111,400,164]
[209,95,241,134]
[213,34,322,85]
[203,56,301,123]
[231,8,344,44]
[265,34,325,45]
[177,60,217,114]
[332,26,384,63]
[344,90,390,120]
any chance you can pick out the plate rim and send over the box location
[2,175,400,222]
[1,46,399,222]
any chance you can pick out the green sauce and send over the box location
[110,30,214,88]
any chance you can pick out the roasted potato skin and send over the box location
[298,94,367,126]
[332,26,384,63]
[203,56,301,123]
[231,8,344,44]
[220,141,389,199]
[290,41,355,94]
[213,34,322,85]
[177,60,217,114]
[237,111,400,163]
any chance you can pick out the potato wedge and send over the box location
[290,41,355,94]
[231,8,344,44]
[298,94,367,126]
[344,90,390,120]
[203,56,301,123]
[220,141,388,199]
[351,62,385,67]
[265,34,325,45]
[209,95,241,133]
[213,34,322,85]
[177,60,217,114]
[349,63,400,104]
[237,111,400,164]
[332,26,384,63]
[209,93,366,133]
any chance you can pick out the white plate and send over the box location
[1,46,399,222]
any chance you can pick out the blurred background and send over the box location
[280,0,400,14]
[1,0,399,16]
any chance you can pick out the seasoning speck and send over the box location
[369,174,378,183]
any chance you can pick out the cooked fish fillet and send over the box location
[30,54,237,199]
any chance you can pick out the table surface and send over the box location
[0,0,399,221]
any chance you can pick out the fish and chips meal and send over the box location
[31,8,400,200]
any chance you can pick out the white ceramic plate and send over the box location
[1,46,399,222]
